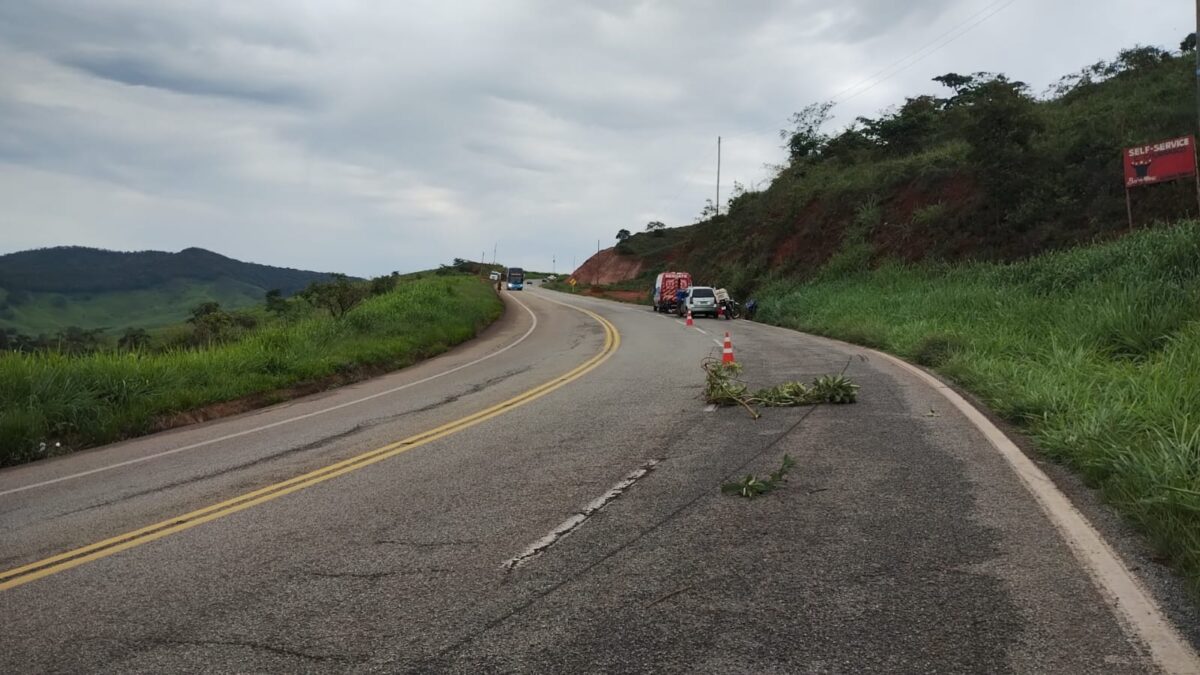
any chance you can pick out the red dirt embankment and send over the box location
[571,248,642,285]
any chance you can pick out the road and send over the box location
[1,284,1197,673]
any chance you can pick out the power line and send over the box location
[831,0,1021,105]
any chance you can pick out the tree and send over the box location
[780,101,834,163]
[820,124,876,161]
[55,326,104,355]
[1182,33,1197,53]
[265,289,289,316]
[190,302,222,320]
[117,327,151,351]
[188,302,234,345]
[369,274,399,296]
[615,229,632,242]
[856,95,941,156]
[644,221,666,237]
[962,79,1043,207]
[301,274,368,319]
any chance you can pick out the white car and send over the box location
[679,286,718,317]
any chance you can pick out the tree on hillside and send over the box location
[615,229,631,242]
[188,302,235,344]
[265,289,288,316]
[1182,33,1196,52]
[55,326,105,355]
[962,78,1043,212]
[118,328,151,351]
[856,95,942,156]
[645,221,666,237]
[932,72,976,95]
[369,273,400,296]
[781,101,834,163]
[820,124,876,163]
[302,274,368,319]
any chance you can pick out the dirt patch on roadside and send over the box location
[572,248,643,285]
[582,288,647,304]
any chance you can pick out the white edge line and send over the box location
[743,317,1200,673]
[0,294,541,498]
[741,319,1198,671]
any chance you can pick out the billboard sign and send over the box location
[1124,136,1197,188]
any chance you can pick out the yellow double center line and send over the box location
[1,303,619,592]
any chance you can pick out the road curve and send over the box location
[0,285,1197,673]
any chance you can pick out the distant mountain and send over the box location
[0,246,342,335]
[0,246,337,295]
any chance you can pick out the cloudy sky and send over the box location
[0,1,1189,276]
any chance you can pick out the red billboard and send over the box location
[1124,136,1197,188]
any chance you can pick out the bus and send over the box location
[505,267,525,290]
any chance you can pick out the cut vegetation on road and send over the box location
[0,275,502,466]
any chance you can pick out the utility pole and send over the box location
[492,243,497,266]
[552,256,556,274]
[1195,0,1199,136]
[715,136,721,216]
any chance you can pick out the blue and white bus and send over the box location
[506,267,524,290]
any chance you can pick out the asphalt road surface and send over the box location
[2,285,1198,673]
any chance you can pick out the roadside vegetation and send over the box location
[0,274,502,466]
[759,221,1200,591]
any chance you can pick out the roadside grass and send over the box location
[0,276,502,466]
[758,220,1200,592]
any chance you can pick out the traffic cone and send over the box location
[685,310,694,327]
[722,332,735,364]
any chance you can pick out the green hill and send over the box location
[0,247,339,335]
[595,42,1196,295]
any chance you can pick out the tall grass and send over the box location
[0,276,502,465]
[758,221,1200,591]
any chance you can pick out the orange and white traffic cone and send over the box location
[722,332,735,364]
[685,310,694,327]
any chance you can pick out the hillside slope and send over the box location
[0,246,336,294]
[0,247,340,334]
[577,43,1196,295]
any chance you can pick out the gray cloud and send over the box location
[57,52,315,106]
[0,1,1189,275]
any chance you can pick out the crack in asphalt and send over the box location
[414,405,824,672]
[374,539,480,547]
[149,637,353,664]
[500,459,661,571]
[304,571,400,580]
